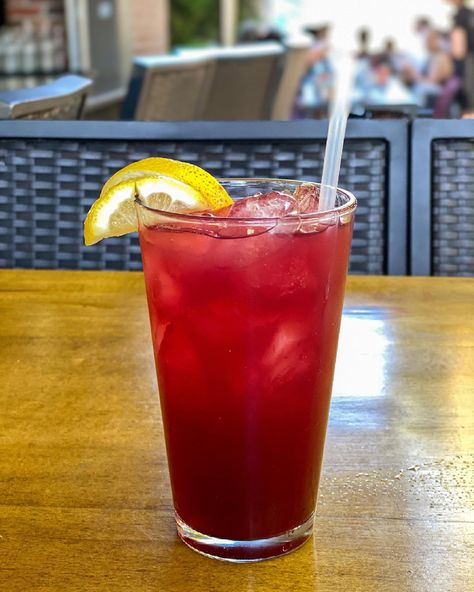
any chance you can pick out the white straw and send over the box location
[319,54,355,212]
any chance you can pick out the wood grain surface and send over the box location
[0,270,472,592]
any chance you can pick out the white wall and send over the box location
[270,0,463,54]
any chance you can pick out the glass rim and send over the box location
[134,178,357,224]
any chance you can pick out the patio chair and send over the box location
[179,43,284,120]
[0,119,408,274]
[411,119,474,276]
[271,39,311,120]
[121,54,215,121]
[0,75,92,120]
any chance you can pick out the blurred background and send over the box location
[1,0,474,120]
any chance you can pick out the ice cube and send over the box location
[262,320,314,388]
[293,183,334,234]
[187,192,296,238]
[151,268,183,314]
[293,183,320,214]
[215,191,298,218]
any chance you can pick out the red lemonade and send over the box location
[137,180,356,560]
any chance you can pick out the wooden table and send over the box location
[0,271,472,592]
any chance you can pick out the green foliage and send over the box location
[240,0,259,21]
[170,0,220,47]
[170,0,261,47]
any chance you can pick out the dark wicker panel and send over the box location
[0,138,387,273]
[432,140,474,277]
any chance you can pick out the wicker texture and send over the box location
[0,138,387,273]
[202,53,282,120]
[17,96,86,120]
[432,140,474,277]
[135,60,215,120]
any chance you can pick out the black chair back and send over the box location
[0,120,408,273]
[411,120,474,276]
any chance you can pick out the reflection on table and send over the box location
[0,271,472,591]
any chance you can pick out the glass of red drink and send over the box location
[136,179,356,562]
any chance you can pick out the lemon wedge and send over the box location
[84,157,233,245]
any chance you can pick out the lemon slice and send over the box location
[84,157,233,245]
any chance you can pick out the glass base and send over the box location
[175,513,314,562]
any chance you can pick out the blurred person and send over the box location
[356,28,371,59]
[445,0,474,107]
[297,25,333,116]
[424,30,455,85]
[352,52,416,111]
[304,24,330,69]
[415,17,433,38]
[440,30,452,52]
[413,16,433,70]
[353,28,374,104]
[371,54,392,87]
[381,38,413,74]
[355,43,403,106]
[411,29,456,107]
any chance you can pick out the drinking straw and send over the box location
[319,54,355,212]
